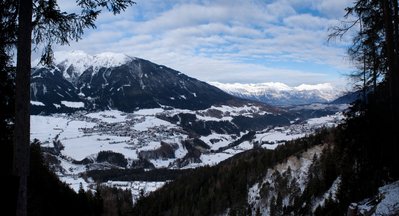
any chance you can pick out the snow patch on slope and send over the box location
[31,101,45,106]
[248,144,327,215]
[312,177,341,212]
[61,101,84,108]
[355,180,399,215]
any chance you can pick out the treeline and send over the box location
[132,129,331,216]
[86,168,192,182]
[97,151,128,167]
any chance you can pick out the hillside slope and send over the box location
[132,130,333,215]
[132,96,399,215]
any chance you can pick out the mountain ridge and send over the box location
[30,51,245,113]
[209,81,343,106]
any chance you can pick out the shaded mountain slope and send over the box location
[30,52,240,113]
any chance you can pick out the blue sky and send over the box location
[52,0,355,87]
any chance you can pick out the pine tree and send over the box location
[330,0,399,179]
[0,0,17,176]
[14,2,33,215]
[4,1,136,215]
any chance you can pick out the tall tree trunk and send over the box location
[13,0,32,215]
[382,0,399,174]
[392,0,399,175]
[392,0,399,103]
[359,17,367,103]
[393,1,399,95]
[373,54,377,92]
[393,0,399,57]
[382,0,396,99]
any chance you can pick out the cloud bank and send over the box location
[50,0,354,87]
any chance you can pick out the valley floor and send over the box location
[30,105,345,203]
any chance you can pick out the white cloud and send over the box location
[49,0,355,87]
[314,0,352,18]
[265,0,296,20]
[283,14,336,30]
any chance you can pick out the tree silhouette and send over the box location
[329,0,399,176]
[8,1,135,215]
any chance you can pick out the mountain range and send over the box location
[31,50,349,114]
[209,81,342,106]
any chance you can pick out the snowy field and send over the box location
[31,107,344,170]
[30,106,345,201]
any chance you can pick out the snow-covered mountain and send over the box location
[209,81,342,106]
[31,51,240,113]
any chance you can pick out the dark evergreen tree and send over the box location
[0,0,17,175]
[3,1,136,215]
[14,1,33,215]
[329,0,399,184]
[27,141,104,216]
[329,0,388,93]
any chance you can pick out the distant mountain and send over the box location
[30,51,237,113]
[209,81,342,106]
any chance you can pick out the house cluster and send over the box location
[67,112,187,150]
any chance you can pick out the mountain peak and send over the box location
[55,50,134,77]
[33,50,135,80]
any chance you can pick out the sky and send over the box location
[47,0,355,88]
